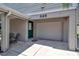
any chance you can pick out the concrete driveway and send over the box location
[0,40,79,56]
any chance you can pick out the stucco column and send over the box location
[25,20,28,41]
[1,13,10,52]
[69,13,76,50]
[33,21,37,39]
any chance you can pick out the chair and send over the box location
[9,33,16,43]
[15,33,20,42]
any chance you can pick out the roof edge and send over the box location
[0,5,30,19]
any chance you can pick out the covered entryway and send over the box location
[10,18,28,42]
[0,6,29,52]
[33,17,69,42]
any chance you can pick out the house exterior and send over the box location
[0,3,79,52]
[28,3,79,51]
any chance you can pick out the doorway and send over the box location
[34,17,68,42]
[28,21,33,38]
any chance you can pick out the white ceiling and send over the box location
[3,3,62,14]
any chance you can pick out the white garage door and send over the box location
[36,22,62,41]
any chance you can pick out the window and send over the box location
[29,23,32,30]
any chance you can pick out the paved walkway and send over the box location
[0,40,79,56]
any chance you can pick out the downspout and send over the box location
[75,8,77,50]
[5,11,11,51]
[6,11,11,16]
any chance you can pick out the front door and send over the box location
[28,21,33,38]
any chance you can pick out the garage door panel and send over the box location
[36,22,62,40]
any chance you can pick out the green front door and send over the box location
[28,21,33,38]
